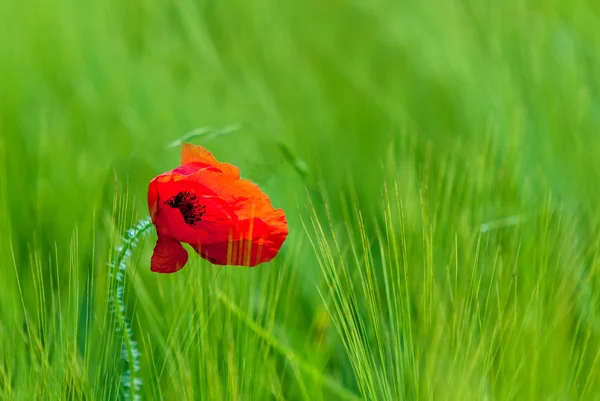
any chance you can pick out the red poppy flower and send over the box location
[147,143,288,273]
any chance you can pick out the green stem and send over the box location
[110,217,153,400]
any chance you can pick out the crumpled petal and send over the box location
[192,217,286,266]
[172,157,287,232]
[181,143,240,177]
[150,236,189,273]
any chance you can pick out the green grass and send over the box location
[2,0,600,399]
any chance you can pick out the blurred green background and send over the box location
[2,0,600,400]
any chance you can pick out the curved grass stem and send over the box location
[109,217,153,401]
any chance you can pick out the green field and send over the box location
[2,0,600,399]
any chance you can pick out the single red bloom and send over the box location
[147,143,288,273]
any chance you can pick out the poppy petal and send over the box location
[177,162,287,227]
[150,236,189,273]
[192,217,287,266]
[181,143,240,177]
[152,180,237,245]
[193,239,276,267]
[148,178,159,223]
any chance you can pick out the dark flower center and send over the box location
[164,191,206,226]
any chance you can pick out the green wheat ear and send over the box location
[108,217,153,401]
